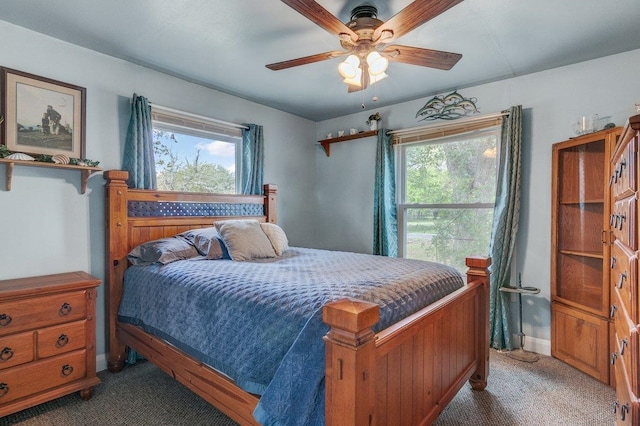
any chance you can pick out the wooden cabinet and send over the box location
[0,271,101,417]
[551,127,622,384]
[610,114,640,425]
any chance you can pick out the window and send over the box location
[397,126,499,273]
[151,107,242,193]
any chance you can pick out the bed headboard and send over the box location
[103,169,277,370]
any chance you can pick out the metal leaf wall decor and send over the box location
[415,91,479,121]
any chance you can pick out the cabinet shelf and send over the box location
[558,249,603,259]
[318,130,378,157]
[0,158,102,194]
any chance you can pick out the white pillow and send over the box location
[260,223,289,256]
[214,219,276,261]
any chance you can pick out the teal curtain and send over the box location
[373,129,398,257]
[488,105,523,350]
[241,124,264,195]
[122,94,156,189]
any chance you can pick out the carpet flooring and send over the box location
[1,350,615,425]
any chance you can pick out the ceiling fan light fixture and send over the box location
[369,71,388,85]
[343,67,363,87]
[366,51,389,76]
[338,54,360,78]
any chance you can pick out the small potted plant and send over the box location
[367,112,381,131]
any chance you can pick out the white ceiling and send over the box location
[1,0,639,121]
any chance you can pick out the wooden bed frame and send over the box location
[104,170,491,425]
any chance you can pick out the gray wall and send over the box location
[315,48,640,354]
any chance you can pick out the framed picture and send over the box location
[1,67,86,159]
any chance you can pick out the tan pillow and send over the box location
[214,219,276,261]
[260,223,289,256]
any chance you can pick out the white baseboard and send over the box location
[516,335,551,356]
[96,353,108,372]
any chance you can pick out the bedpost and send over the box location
[465,256,491,391]
[323,299,379,426]
[264,183,277,224]
[104,170,129,372]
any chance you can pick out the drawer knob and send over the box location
[61,364,74,377]
[620,338,629,355]
[618,214,626,231]
[56,334,69,348]
[0,383,8,398]
[0,313,11,327]
[621,403,630,421]
[618,272,627,289]
[0,347,13,362]
[58,303,73,316]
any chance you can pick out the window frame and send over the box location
[151,106,244,194]
[396,125,501,261]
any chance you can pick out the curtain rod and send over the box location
[388,111,509,137]
[150,103,249,130]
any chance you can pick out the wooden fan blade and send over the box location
[374,0,464,43]
[266,50,347,71]
[347,84,365,93]
[384,45,462,70]
[282,0,358,43]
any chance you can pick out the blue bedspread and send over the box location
[119,247,464,425]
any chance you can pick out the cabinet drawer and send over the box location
[613,358,638,425]
[37,320,86,359]
[0,331,34,370]
[610,241,638,323]
[613,316,638,396]
[611,197,637,251]
[551,302,609,383]
[611,136,637,199]
[0,350,86,405]
[0,291,87,337]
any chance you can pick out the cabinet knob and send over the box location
[0,383,8,398]
[610,256,617,269]
[610,304,618,319]
[58,303,72,316]
[610,352,618,365]
[0,314,11,327]
[613,400,619,414]
[61,364,74,377]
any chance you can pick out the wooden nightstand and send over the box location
[0,271,101,417]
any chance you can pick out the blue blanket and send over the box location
[119,247,464,425]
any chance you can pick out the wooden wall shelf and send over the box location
[318,130,378,157]
[0,158,102,194]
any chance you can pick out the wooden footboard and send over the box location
[104,170,490,426]
[323,256,490,425]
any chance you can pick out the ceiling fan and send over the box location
[266,0,464,92]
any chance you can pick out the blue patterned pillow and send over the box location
[128,237,200,265]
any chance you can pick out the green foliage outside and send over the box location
[153,130,235,193]
[404,135,497,272]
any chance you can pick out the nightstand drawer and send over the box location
[0,350,87,405]
[0,291,87,336]
[37,320,87,358]
[0,331,34,370]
